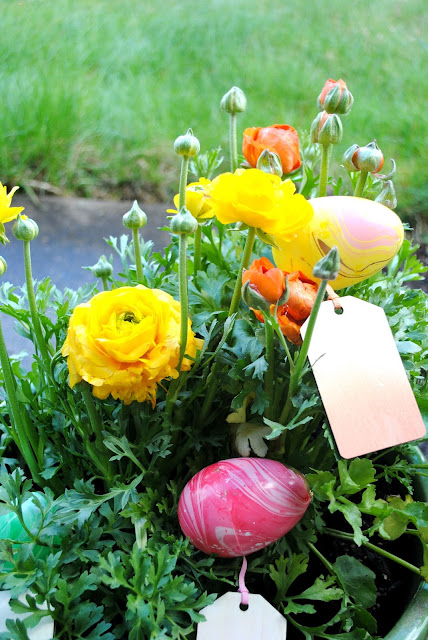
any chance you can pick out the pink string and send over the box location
[238,555,249,606]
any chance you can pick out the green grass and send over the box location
[1,0,427,214]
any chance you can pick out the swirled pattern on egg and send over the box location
[272,196,404,290]
[178,458,311,557]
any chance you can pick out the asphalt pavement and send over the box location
[1,196,170,356]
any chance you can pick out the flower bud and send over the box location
[310,111,343,145]
[170,206,198,235]
[241,280,271,313]
[13,214,39,241]
[91,255,113,278]
[312,246,340,281]
[318,79,353,115]
[0,256,7,277]
[174,129,200,157]
[256,149,283,177]
[220,86,247,115]
[375,180,397,210]
[342,140,384,174]
[122,200,147,230]
[342,144,360,172]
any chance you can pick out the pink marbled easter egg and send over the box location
[177,457,311,557]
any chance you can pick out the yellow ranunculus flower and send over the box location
[207,169,313,240]
[167,177,213,221]
[61,286,203,406]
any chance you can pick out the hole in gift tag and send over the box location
[239,602,249,611]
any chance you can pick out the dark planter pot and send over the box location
[384,446,428,639]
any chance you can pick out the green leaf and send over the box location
[396,340,422,354]
[306,470,336,501]
[294,575,344,602]
[338,459,376,495]
[415,392,428,432]
[283,601,316,615]
[231,319,264,360]
[0,619,31,640]
[243,355,268,381]
[333,556,376,608]
[270,554,308,602]
[379,511,409,540]
[353,606,377,634]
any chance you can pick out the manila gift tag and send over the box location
[300,296,426,459]
[197,592,287,639]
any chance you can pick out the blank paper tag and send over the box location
[300,296,426,459]
[197,592,287,639]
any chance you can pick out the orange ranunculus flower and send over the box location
[242,257,286,304]
[253,270,324,345]
[242,125,301,174]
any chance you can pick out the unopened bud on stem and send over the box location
[0,256,7,277]
[174,129,200,157]
[123,200,147,230]
[257,149,283,177]
[342,140,384,174]
[318,78,353,115]
[313,246,340,281]
[13,214,39,241]
[220,86,247,115]
[170,206,198,235]
[310,112,343,145]
[91,255,113,278]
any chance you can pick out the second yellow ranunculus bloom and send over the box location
[207,169,313,240]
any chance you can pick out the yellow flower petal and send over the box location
[207,169,313,240]
[61,285,202,405]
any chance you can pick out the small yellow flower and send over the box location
[0,183,24,224]
[207,169,313,240]
[167,178,214,221]
[61,286,203,406]
[0,183,24,243]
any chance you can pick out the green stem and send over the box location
[354,171,368,197]
[273,319,295,373]
[199,362,219,425]
[78,382,105,444]
[194,224,202,278]
[78,381,113,482]
[23,240,52,374]
[229,113,238,172]
[132,228,144,283]
[179,157,190,210]
[325,528,421,577]
[228,227,256,317]
[101,276,109,291]
[264,318,275,420]
[0,316,41,483]
[275,279,328,455]
[307,541,335,575]
[318,144,332,197]
[178,234,189,369]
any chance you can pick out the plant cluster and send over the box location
[0,80,427,640]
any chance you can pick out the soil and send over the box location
[285,473,423,638]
